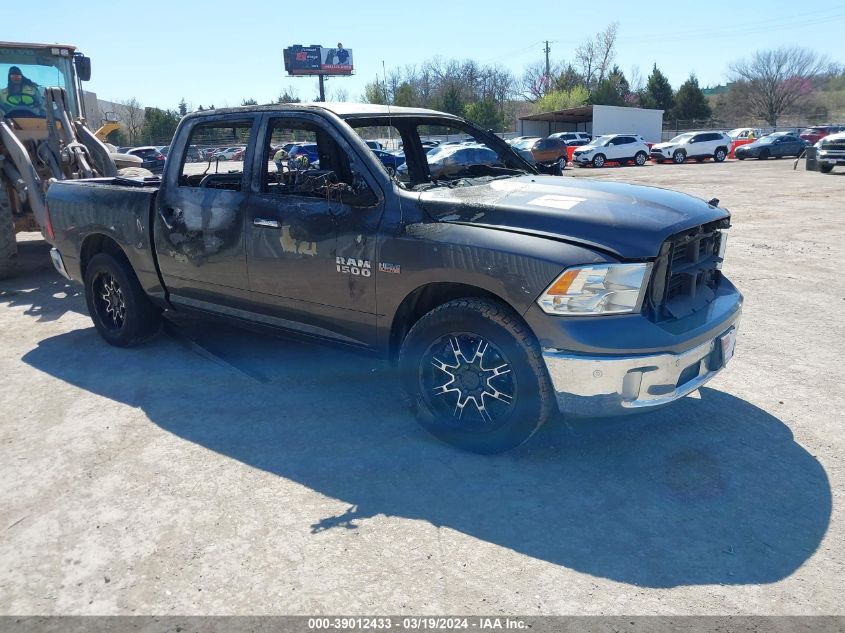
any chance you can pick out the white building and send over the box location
[518,105,664,144]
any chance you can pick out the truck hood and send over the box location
[417,175,729,259]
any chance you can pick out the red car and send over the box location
[232,147,246,161]
[800,125,845,144]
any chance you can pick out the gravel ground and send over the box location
[0,158,843,615]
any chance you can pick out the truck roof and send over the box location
[184,102,457,121]
[0,41,78,51]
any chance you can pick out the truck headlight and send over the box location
[537,263,652,316]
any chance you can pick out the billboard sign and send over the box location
[284,44,353,76]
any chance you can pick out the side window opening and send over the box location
[264,118,357,197]
[178,120,253,190]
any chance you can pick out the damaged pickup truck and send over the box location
[45,103,742,453]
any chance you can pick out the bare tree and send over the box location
[115,97,144,145]
[575,22,618,89]
[331,88,349,102]
[521,59,562,102]
[729,46,828,126]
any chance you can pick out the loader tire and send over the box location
[0,188,17,280]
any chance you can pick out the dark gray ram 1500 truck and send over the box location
[45,103,742,453]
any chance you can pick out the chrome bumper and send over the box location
[50,248,71,280]
[542,321,739,417]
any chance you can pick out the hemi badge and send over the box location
[379,262,401,274]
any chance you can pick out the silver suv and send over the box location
[651,131,732,164]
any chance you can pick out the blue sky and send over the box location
[6,0,844,111]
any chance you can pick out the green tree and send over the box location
[241,98,258,106]
[141,107,180,145]
[463,98,505,131]
[436,83,465,116]
[534,86,590,113]
[178,98,188,117]
[393,82,416,107]
[277,90,300,104]
[671,73,712,121]
[362,80,387,104]
[642,64,674,112]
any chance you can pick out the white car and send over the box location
[650,131,732,164]
[727,127,763,141]
[211,147,243,161]
[548,131,592,145]
[571,134,650,168]
[817,131,845,174]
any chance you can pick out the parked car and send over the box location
[799,125,845,145]
[125,146,166,173]
[365,140,384,151]
[816,131,845,174]
[397,144,503,179]
[548,131,591,144]
[572,134,650,167]
[212,147,244,161]
[232,147,247,161]
[727,128,763,141]
[734,132,809,160]
[516,136,569,171]
[287,142,319,168]
[650,131,731,164]
[371,149,405,175]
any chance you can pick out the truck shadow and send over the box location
[22,323,831,589]
[0,238,85,323]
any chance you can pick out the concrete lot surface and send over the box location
[0,159,843,614]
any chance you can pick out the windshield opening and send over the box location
[669,133,694,144]
[0,47,79,118]
[586,135,613,147]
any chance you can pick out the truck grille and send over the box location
[647,219,728,321]
[821,140,845,151]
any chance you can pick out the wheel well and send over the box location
[79,234,125,280]
[388,282,503,363]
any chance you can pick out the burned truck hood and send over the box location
[417,175,729,259]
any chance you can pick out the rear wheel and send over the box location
[714,148,727,162]
[0,188,17,280]
[673,150,686,164]
[592,153,606,168]
[84,252,162,347]
[634,151,648,166]
[399,298,554,454]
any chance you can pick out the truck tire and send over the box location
[84,252,161,347]
[0,188,17,280]
[820,164,834,174]
[398,298,554,454]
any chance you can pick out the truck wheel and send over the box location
[0,188,17,280]
[820,164,834,174]
[84,252,162,347]
[399,298,554,454]
[592,154,606,168]
[673,150,686,164]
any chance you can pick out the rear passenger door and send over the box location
[154,116,255,310]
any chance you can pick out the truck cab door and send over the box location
[244,113,385,347]
[154,117,255,310]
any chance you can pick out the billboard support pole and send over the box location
[318,75,326,102]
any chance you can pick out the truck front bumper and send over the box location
[542,313,740,417]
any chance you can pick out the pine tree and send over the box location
[672,74,712,121]
[642,64,674,112]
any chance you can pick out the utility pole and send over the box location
[544,40,551,94]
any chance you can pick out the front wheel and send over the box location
[634,151,647,166]
[0,188,17,280]
[592,153,606,168]
[758,150,769,160]
[673,150,686,164]
[820,164,834,174]
[399,298,554,454]
[84,252,162,347]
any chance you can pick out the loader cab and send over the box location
[0,42,87,121]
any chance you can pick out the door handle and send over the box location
[158,207,178,230]
[253,218,281,229]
